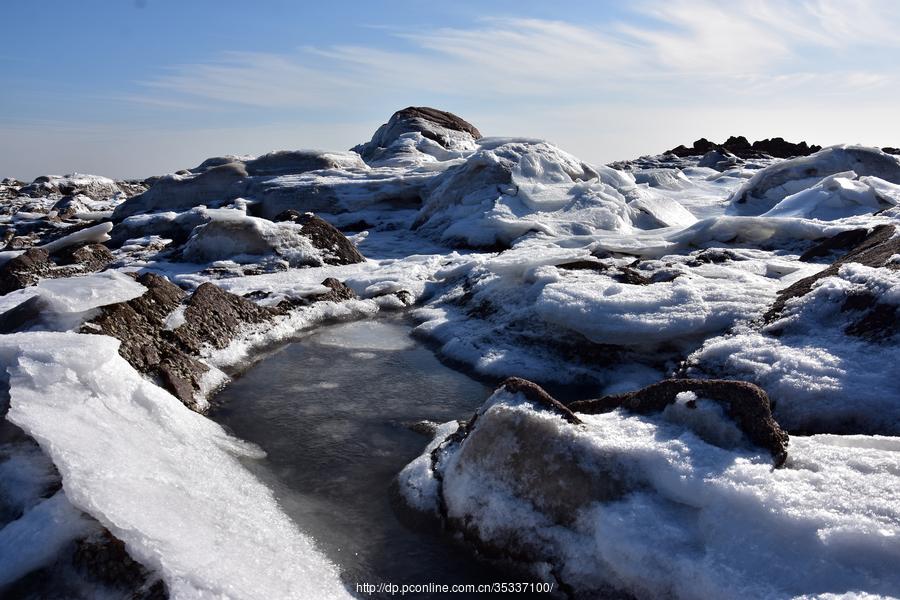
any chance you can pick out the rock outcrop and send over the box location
[352,106,482,163]
[667,136,822,159]
[568,378,789,466]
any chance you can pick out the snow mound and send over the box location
[406,385,900,599]
[761,172,900,220]
[181,210,322,267]
[410,138,686,248]
[689,261,900,434]
[729,145,900,215]
[20,173,123,200]
[0,332,352,599]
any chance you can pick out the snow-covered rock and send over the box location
[729,145,900,215]
[401,379,900,599]
[352,106,482,166]
[19,174,123,200]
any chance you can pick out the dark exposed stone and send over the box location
[688,248,741,266]
[0,295,49,333]
[53,243,115,272]
[272,209,302,222]
[0,247,51,294]
[295,212,366,265]
[766,224,899,322]
[799,228,872,262]
[74,530,167,599]
[171,282,272,354]
[665,136,821,159]
[883,147,900,156]
[500,377,582,425]
[310,277,358,303]
[353,106,482,162]
[841,291,900,341]
[568,378,788,466]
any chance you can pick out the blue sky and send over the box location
[3,0,899,179]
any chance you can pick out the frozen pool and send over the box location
[209,316,537,598]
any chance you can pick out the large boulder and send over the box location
[180,210,364,267]
[352,106,482,163]
[244,150,366,177]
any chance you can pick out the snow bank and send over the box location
[688,262,900,434]
[407,387,900,599]
[762,173,900,220]
[181,210,322,267]
[729,146,900,215]
[0,332,352,599]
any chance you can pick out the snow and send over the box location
[4,113,900,597]
[412,388,900,599]
[0,332,352,599]
[688,262,900,433]
[0,271,147,331]
[181,209,323,267]
[729,145,900,215]
[39,221,113,254]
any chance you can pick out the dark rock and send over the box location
[841,291,900,341]
[688,248,741,265]
[666,136,821,159]
[883,147,900,156]
[171,282,272,354]
[84,273,186,372]
[74,530,167,599]
[766,224,899,322]
[0,295,49,333]
[752,137,821,159]
[53,243,115,272]
[272,209,302,222]
[310,277,358,303]
[799,228,872,262]
[568,378,788,466]
[500,377,582,425]
[339,219,374,232]
[0,247,51,294]
[295,212,366,265]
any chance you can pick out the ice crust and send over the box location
[0,332,352,599]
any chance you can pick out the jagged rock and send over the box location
[698,149,740,171]
[54,243,115,273]
[171,282,273,354]
[883,147,900,156]
[311,277,358,303]
[83,272,186,372]
[0,247,51,294]
[568,378,789,465]
[799,228,872,262]
[766,224,899,322]
[666,136,821,159]
[294,213,365,265]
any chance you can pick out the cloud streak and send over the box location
[134,1,900,111]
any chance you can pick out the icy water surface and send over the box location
[210,316,532,598]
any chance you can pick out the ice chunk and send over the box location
[762,173,895,220]
[0,332,352,599]
[39,221,113,254]
[313,320,414,351]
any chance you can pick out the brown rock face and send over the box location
[766,224,899,323]
[0,248,51,294]
[73,530,166,599]
[295,213,366,265]
[394,106,483,141]
[568,378,789,466]
[83,272,359,408]
[500,377,582,425]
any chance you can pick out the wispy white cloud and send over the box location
[133,0,900,110]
